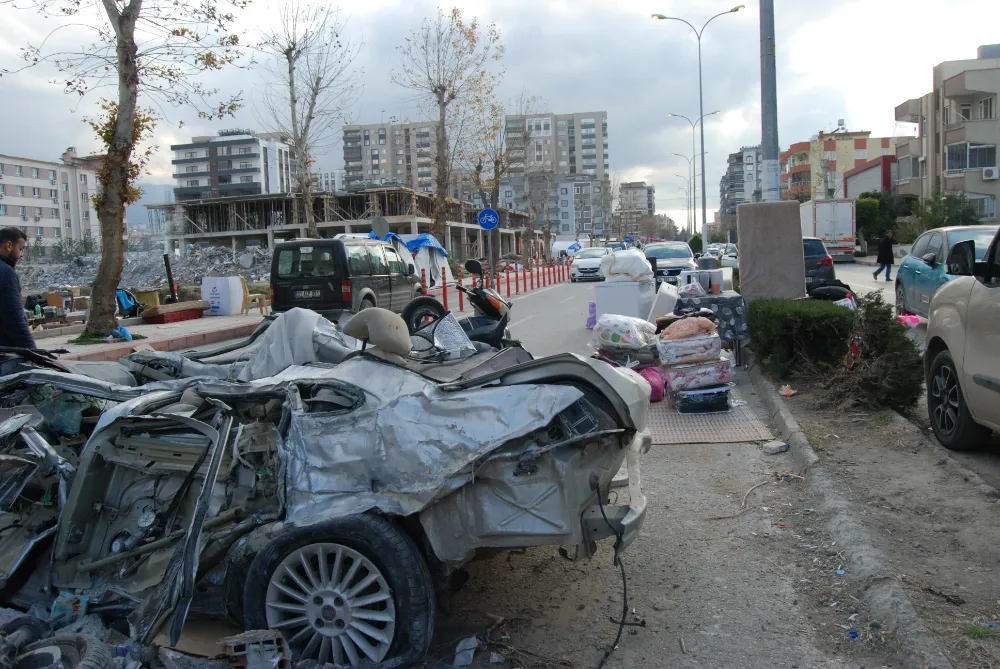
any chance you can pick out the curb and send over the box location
[888,412,1000,500]
[746,356,955,669]
[60,322,260,362]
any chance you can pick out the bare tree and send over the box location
[522,170,556,257]
[1,0,249,336]
[259,2,362,237]
[393,6,503,238]
[605,171,623,239]
[458,88,540,277]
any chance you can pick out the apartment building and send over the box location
[497,173,612,240]
[310,169,346,193]
[342,121,437,192]
[620,181,655,214]
[503,112,610,182]
[780,129,895,201]
[170,130,293,202]
[893,44,999,221]
[0,147,99,247]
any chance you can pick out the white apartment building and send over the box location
[0,147,99,248]
[170,130,293,202]
[310,169,346,193]
[498,174,612,240]
[504,111,610,181]
[342,122,437,191]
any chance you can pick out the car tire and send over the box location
[895,282,909,316]
[16,635,112,669]
[570,277,577,283]
[244,514,434,667]
[359,297,375,311]
[401,296,447,334]
[927,350,991,451]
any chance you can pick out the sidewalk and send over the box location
[40,313,265,361]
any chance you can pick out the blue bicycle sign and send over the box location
[477,208,500,230]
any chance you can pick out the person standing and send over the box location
[0,227,36,349]
[873,230,895,282]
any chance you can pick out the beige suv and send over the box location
[924,226,1000,450]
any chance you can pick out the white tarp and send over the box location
[398,234,455,287]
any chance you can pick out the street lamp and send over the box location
[671,148,710,236]
[655,5,745,242]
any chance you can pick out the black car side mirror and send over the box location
[465,259,485,277]
[921,252,938,267]
[408,263,415,275]
[945,240,973,276]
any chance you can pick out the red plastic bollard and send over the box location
[522,267,527,293]
[457,267,464,312]
[530,263,535,291]
[420,268,427,295]
[441,265,448,312]
[505,268,511,297]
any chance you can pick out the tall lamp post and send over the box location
[655,6,745,243]
[671,149,709,236]
[674,184,690,233]
[667,112,719,236]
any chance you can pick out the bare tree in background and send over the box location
[1,0,249,336]
[523,170,556,257]
[259,2,362,237]
[458,88,540,278]
[605,171,623,239]
[393,7,503,238]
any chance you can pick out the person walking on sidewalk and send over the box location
[873,230,895,282]
[0,227,36,349]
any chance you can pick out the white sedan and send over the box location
[570,247,611,282]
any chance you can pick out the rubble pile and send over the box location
[18,247,274,293]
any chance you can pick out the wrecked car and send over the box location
[0,307,650,666]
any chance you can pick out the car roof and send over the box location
[932,225,999,234]
[645,242,688,248]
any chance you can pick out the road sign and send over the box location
[478,208,499,230]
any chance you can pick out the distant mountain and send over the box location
[127,183,174,230]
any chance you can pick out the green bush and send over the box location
[826,292,923,412]
[748,298,855,378]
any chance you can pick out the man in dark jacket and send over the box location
[0,227,35,349]
[873,230,895,282]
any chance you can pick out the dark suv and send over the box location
[270,238,421,321]
[804,237,836,287]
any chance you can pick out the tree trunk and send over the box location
[285,52,317,237]
[87,0,140,337]
[433,91,448,240]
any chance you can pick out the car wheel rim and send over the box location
[930,363,961,436]
[265,542,396,666]
[895,285,906,314]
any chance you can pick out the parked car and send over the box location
[643,241,697,286]
[804,237,836,286]
[924,225,1000,450]
[895,225,999,317]
[570,246,611,282]
[721,244,739,269]
[271,238,421,321]
[605,242,626,251]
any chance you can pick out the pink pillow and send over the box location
[637,366,665,402]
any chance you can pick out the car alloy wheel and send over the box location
[929,361,960,437]
[265,543,396,666]
[895,283,908,316]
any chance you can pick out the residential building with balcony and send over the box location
[170,131,292,202]
[0,147,99,249]
[310,169,346,193]
[780,130,895,202]
[503,111,610,184]
[893,44,1000,222]
[719,145,762,220]
[342,121,438,192]
[497,173,612,240]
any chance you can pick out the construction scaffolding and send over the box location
[146,186,536,260]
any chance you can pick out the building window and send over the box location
[0,205,5,216]
[981,96,995,120]
[186,166,198,173]
[18,206,26,216]
[32,187,41,197]
[34,207,41,216]
[49,189,57,198]
[49,170,56,180]
[79,174,87,184]
[823,151,836,161]
[187,179,199,187]
[64,201,70,210]
[62,183,68,192]
[16,186,24,196]
[82,211,89,219]
[560,188,568,195]
[854,149,866,160]
[238,147,251,155]
[970,144,997,169]
[65,220,71,228]
[15,166,23,176]
[561,200,568,207]
[55,228,61,238]
[50,208,57,216]
[185,151,197,158]
[881,147,890,156]
[240,161,251,169]
[32,168,40,178]
[240,176,253,183]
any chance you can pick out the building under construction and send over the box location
[146,186,539,261]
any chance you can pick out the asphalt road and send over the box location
[434,280,876,668]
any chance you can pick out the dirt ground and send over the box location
[782,383,1000,669]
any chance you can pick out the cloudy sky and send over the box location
[1,0,997,227]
